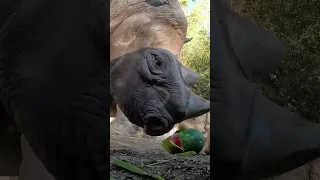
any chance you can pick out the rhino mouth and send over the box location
[143,112,174,136]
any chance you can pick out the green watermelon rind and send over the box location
[162,138,184,154]
[178,128,205,154]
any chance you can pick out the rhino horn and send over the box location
[184,90,210,120]
[179,63,200,87]
[184,37,193,44]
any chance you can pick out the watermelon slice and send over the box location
[162,128,205,154]
[162,136,184,154]
[178,128,205,154]
[170,134,183,149]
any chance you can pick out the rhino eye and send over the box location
[145,0,168,7]
[156,60,162,67]
[153,54,165,69]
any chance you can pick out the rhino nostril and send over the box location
[147,116,168,131]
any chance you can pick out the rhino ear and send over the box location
[179,63,200,87]
[145,0,168,7]
[184,37,193,44]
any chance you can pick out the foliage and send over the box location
[178,0,196,8]
[113,160,164,180]
[179,0,188,8]
[231,0,320,122]
[179,0,210,99]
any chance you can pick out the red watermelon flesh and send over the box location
[171,134,184,150]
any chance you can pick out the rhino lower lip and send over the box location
[143,126,168,136]
[143,115,172,136]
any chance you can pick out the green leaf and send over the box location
[176,151,198,156]
[113,160,148,175]
[162,138,184,154]
[113,160,165,180]
[178,0,188,8]
[110,177,117,180]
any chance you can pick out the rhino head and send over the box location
[110,0,210,136]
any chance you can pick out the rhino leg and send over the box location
[110,99,117,117]
[205,129,210,155]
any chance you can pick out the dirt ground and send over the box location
[110,134,210,180]
[0,109,210,180]
[0,132,210,180]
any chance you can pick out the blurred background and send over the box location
[231,0,320,123]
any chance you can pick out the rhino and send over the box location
[210,0,320,179]
[110,0,210,136]
[0,0,209,179]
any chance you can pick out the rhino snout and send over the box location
[143,115,171,136]
[184,90,210,120]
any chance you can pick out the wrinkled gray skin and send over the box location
[110,48,209,136]
[211,0,320,179]
[110,0,210,136]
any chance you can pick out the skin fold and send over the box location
[211,0,320,179]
